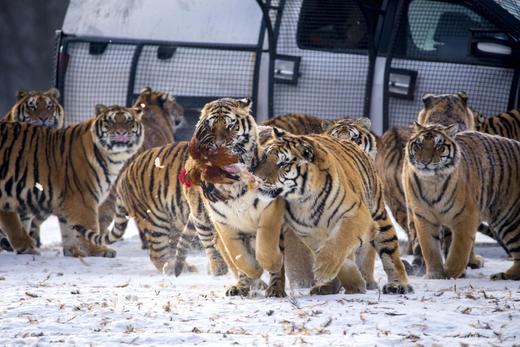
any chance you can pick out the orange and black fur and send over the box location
[0,88,66,251]
[403,123,520,280]
[0,105,143,256]
[254,129,413,294]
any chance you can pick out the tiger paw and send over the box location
[343,279,367,294]
[313,247,343,285]
[265,284,287,298]
[424,271,447,279]
[382,282,414,294]
[16,246,40,256]
[467,255,484,269]
[225,284,250,297]
[89,246,116,258]
[309,278,341,295]
[490,271,520,281]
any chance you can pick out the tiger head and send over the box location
[92,104,144,154]
[324,117,376,160]
[417,92,475,131]
[134,87,185,130]
[9,88,64,128]
[193,97,258,169]
[406,122,460,177]
[254,128,319,201]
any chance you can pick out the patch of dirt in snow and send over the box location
[0,217,518,346]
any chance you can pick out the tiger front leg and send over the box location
[413,213,445,279]
[214,222,263,280]
[0,211,38,255]
[444,212,479,279]
[226,272,254,297]
[313,210,371,286]
[255,198,285,273]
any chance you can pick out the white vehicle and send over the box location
[56,0,520,137]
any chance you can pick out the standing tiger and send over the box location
[177,98,287,297]
[253,129,413,294]
[4,88,64,128]
[100,141,229,276]
[403,123,520,280]
[0,88,66,251]
[375,92,479,270]
[0,105,143,256]
[97,87,185,247]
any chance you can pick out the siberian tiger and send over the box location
[375,92,478,269]
[254,129,413,294]
[97,87,184,247]
[175,97,287,297]
[403,123,520,280]
[0,104,144,256]
[99,141,228,276]
[0,88,66,251]
[324,117,377,160]
[4,88,64,128]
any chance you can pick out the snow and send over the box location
[0,216,519,346]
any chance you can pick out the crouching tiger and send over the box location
[254,129,413,294]
[0,104,143,256]
[404,123,520,280]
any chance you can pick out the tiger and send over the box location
[323,117,377,160]
[97,87,184,246]
[472,107,520,255]
[375,92,479,272]
[4,88,64,128]
[0,104,144,257]
[175,97,288,297]
[403,122,520,280]
[253,129,413,294]
[0,88,66,251]
[99,141,229,277]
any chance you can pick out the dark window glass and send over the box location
[297,0,382,52]
[394,0,498,63]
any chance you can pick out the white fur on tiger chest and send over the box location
[209,189,271,233]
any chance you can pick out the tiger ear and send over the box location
[356,117,371,129]
[422,93,436,109]
[46,87,60,99]
[273,126,285,138]
[139,86,152,94]
[238,97,252,112]
[445,123,459,137]
[95,104,108,116]
[16,90,28,101]
[412,121,426,133]
[457,91,468,106]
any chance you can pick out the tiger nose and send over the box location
[115,130,128,136]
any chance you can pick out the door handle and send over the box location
[388,68,417,100]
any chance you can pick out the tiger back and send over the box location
[475,108,520,140]
[403,123,520,280]
[0,105,143,257]
[4,88,64,128]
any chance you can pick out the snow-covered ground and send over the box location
[0,217,518,346]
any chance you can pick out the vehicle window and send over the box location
[394,0,498,63]
[297,0,382,52]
